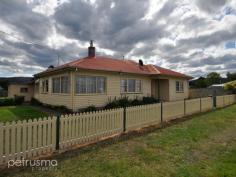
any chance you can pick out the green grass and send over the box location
[0,106,48,122]
[2,105,236,177]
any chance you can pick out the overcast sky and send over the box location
[0,0,236,77]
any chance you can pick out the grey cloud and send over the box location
[194,0,227,14]
[186,54,236,67]
[0,0,236,77]
[0,0,52,42]
[54,0,163,54]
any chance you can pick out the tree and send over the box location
[0,80,9,90]
[195,77,207,88]
[224,81,236,93]
[206,72,221,86]
[226,72,236,82]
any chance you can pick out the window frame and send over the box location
[41,79,49,94]
[20,87,28,93]
[75,75,107,95]
[52,75,70,95]
[176,80,184,93]
[120,78,142,94]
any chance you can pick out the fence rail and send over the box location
[0,94,236,165]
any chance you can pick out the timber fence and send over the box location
[0,94,236,166]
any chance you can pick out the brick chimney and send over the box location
[88,40,95,57]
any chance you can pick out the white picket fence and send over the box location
[59,108,123,150]
[0,94,236,166]
[126,104,161,131]
[0,117,56,165]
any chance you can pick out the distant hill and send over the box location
[0,77,33,90]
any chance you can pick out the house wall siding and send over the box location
[35,70,152,111]
[36,71,73,109]
[168,78,189,101]
[72,70,152,111]
[8,84,34,102]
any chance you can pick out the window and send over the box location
[176,81,184,92]
[52,77,60,93]
[76,76,106,94]
[121,79,142,93]
[52,76,70,94]
[61,76,70,93]
[20,87,28,93]
[135,80,142,92]
[121,79,127,93]
[42,79,48,93]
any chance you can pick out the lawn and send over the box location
[2,104,236,177]
[0,106,49,122]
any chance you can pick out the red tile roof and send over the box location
[36,56,192,79]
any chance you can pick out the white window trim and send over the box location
[121,78,142,94]
[52,75,70,95]
[176,80,184,93]
[75,75,107,95]
[41,79,49,94]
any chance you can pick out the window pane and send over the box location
[180,82,184,92]
[128,79,135,92]
[97,77,105,93]
[176,81,179,91]
[42,80,49,93]
[135,80,141,92]
[45,80,49,92]
[121,79,127,93]
[87,76,96,93]
[20,88,28,93]
[76,76,86,94]
[61,76,69,93]
[42,81,45,93]
[53,77,60,93]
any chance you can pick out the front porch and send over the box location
[151,78,170,101]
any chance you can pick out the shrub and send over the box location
[130,98,143,106]
[55,105,71,113]
[14,95,24,105]
[79,105,97,113]
[117,96,130,107]
[0,98,15,106]
[142,96,159,104]
[104,96,159,109]
[31,98,42,106]
[30,98,71,113]
[104,97,120,109]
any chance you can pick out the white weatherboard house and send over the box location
[31,41,191,112]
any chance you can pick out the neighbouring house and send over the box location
[8,77,34,102]
[0,86,5,97]
[33,41,192,111]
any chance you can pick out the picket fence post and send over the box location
[161,101,163,123]
[123,107,126,132]
[184,99,186,115]
[200,97,202,112]
[212,90,216,109]
[55,114,61,151]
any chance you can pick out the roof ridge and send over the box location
[148,64,161,74]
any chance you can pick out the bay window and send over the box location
[61,76,70,93]
[52,76,70,94]
[76,76,106,94]
[121,79,142,93]
[42,79,49,93]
